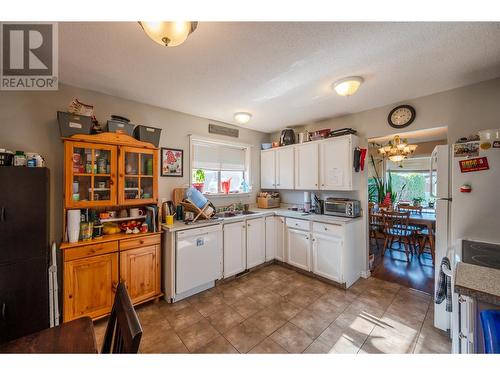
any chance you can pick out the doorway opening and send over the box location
[367,127,447,294]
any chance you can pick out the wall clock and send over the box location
[388,105,416,128]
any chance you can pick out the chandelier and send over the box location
[377,135,418,162]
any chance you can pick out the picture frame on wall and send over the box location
[161,148,183,177]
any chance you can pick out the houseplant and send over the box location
[368,155,406,207]
[192,169,205,192]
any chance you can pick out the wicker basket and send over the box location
[257,197,280,209]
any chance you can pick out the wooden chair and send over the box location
[368,204,383,252]
[417,228,435,265]
[381,211,416,262]
[101,283,143,354]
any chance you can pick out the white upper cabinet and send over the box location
[246,217,266,269]
[260,135,359,191]
[319,135,359,191]
[294,142,319,190]
[275,147,294,189]
[260,150,276,189]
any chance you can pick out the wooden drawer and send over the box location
[286,218,310,231]
[120,234,161,251]
[312,222,343,237]
[64,241,118,262]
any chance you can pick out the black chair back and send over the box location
[101,283,143,354]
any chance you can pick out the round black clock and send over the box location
[388,105,416,128]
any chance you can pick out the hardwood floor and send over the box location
[370,237,435,295]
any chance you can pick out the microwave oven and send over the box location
[324,198,361,218]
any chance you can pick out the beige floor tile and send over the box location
[316,323,367,354]
[139,331,189,353]
[268,296,303,320]
[195,335,239,354]
[335,304,384,336]
[206,304,245,334]
[231,296,263,319]
[166,305,204,331]
[156,299,192,319]
[249,337,288,354]
[413,326,451,354]
[218,286,247,306]
[285,288,322,308]
[176,319,221,352]
[270,322,313,353]
[224,321,267,353]
[265,278,297,296]
[245,289,282,307]
[189,294,226,317]
[245,307,287,336]
[290,308,335,338]
[361,323,419,354]
[308,296,348,321]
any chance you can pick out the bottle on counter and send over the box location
[13,151,26,166]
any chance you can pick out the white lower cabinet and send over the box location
[287,228,311,271]
[312,232,343,283]
[275,216,285,262]
[223,221,246,278]
[265,217,276,261]
[246,217,266,269]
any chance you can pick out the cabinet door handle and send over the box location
[0,207,5,222]
[458,296,466,303]
[1,303,6,320]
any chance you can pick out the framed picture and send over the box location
[161,148,183,177]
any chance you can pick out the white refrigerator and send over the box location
[433,142,500,334]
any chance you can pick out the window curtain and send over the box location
[192,141,246,171]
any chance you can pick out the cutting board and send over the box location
[172,188,187,207]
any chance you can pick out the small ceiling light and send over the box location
[332,76,364,96]
[139,21,198,47]
[234,112,252,124]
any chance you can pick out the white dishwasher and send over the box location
[175,224,223,298]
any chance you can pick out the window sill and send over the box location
[203,192,252,198]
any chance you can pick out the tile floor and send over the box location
[94,264,451,354]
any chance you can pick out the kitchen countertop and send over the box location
[161,207,363,233]
[454,262,500,305]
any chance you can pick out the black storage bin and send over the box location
[57,111,93,137]
[0,151,13,166]
[134,125,162,147]
[106,119,135,136]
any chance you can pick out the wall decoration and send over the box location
[453,142,479,157]
[493,141,500,148]
[161,148,183,177]
[387,105,416,129]
[459,157,489,173]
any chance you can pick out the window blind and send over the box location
[192,141,246,171]
[386,156,431,172]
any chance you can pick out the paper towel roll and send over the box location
[303,191,311,203]
[67,209,81,243]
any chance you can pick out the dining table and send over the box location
[0,317,98,354]
[372,210,437,252]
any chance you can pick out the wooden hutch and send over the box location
[59,132,162,322]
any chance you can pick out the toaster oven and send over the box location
[324,198,361,218]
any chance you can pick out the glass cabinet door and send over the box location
[65,142,117,208]
[119,147,157,205]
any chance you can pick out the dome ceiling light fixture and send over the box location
[377,135,418,163]
[332,76,364,96]
[233,112,252,124]
[139,21,198,47]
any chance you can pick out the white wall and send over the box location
[0,83,268,243]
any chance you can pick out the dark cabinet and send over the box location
[0,167,50,344]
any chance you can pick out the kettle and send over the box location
[280,128,296,146]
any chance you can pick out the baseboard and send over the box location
[360,270,371,278]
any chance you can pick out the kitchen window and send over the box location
[190,137,251,195]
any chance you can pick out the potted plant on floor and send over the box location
[192,169,205,192]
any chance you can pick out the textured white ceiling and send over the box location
[59,22,500,133]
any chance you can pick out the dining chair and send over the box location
[368,204,383,252]
[381,211,416,262]
[417,227,435,265]
[101,283,143,354]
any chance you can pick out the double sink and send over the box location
[214,210,258,218]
